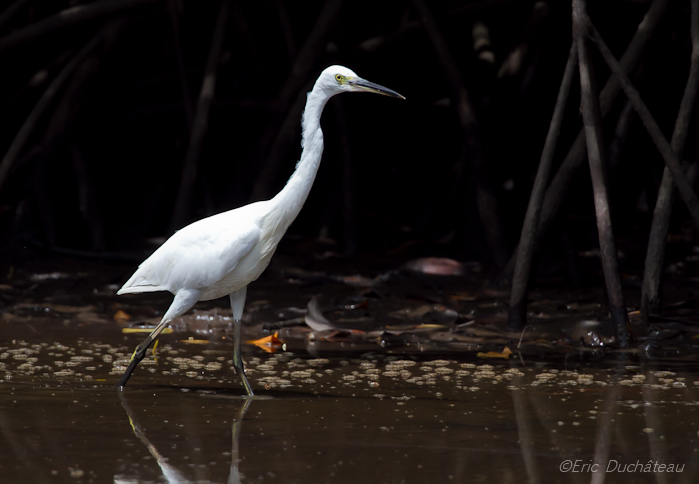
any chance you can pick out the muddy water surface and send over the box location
[1,319,698,484]
[3,255,699,483]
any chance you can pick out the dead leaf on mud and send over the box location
[113,309,131,322]
[122,327,174,335]
[247,332,284,353]
[402,257,466,276]
[477,347,513,359]
[179,337,210,345]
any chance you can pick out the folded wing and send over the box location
[118,209,262,295]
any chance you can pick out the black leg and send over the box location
[232,319,254,396]
[116,340,151,391]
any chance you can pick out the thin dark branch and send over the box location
[275,0,297,61]
[0,0,161,54]
[641,0,699,318]
[589,23,699,231]
[248,0,345,202]
[508,41,578,330]
[29,26,117,249]
[170,0,231,232]
[0,0,32,29]
[229,1,258,60]
[606,99,636,172]
[0,30,106,193]
[71,144,105,251]
[22,236,145,261]
[355,0,519,53]
[167,0,193,130]
[497,1,549,79]
[412,0,508,266]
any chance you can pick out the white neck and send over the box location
[268,82,332,231]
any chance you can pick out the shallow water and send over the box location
[1,321,699,484]
[3,255,699,483]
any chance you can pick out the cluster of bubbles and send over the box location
[0,340,696,400]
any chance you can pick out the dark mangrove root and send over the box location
[503,0,671,278]
[641,0,699,320]
[508,41,577,330]
[575,0,630,347]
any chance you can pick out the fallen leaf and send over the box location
[179,338,210,345]
[114,309,132,322]
[247,332,284,353]
[477,346,513,359]
[122,327,173,334]
[403,257,465,276]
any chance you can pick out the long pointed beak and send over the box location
[349,78,405,99]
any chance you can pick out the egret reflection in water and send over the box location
[118,392,253,484]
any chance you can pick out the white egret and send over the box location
[116,65,404,395]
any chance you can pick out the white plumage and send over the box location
[119,203,266,300]
[116,65,403,395]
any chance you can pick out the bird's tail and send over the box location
[117,272,168,295]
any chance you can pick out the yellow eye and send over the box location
[335,74,343,83]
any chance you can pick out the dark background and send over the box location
[0,0,695,282]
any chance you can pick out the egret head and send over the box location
[317,65,405,99]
